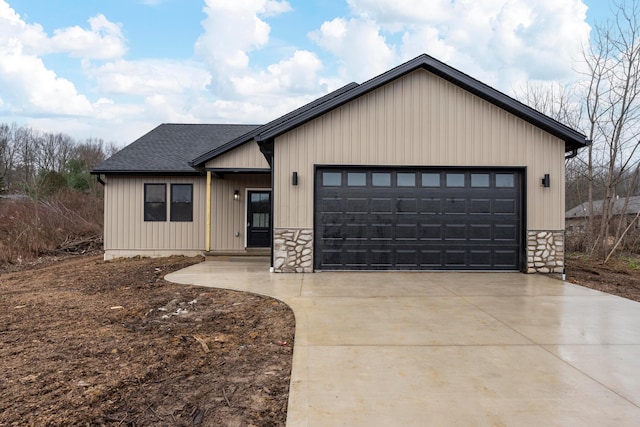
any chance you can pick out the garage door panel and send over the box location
[345,198,368,213]
[444,199,467,214]
[396,223,418,240]
[469,224,492,240]
[315,168,522,271]
[495,199,518,214]
[421,198,443,213]
[371,198,394,213]
[470,199,492,214]
[444,224,467,240]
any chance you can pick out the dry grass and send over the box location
[0,191,103,265]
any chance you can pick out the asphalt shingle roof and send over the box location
[566,196,640,218]
[92,123,260,174]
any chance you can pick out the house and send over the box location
[566,196,640,233]
[92,54,589,274]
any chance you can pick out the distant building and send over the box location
[565,196,640,233]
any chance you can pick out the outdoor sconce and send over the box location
[541,174,550,188]
[233,190,240,201]
[292,171,298,186]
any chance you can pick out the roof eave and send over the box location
[90,169,204,176]
[255,54,589,150]
[190,82,361,167]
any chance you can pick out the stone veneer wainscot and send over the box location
[274,229,313,273]
[527,230,564,274]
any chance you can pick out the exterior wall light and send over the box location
[292,171,298,186]
[233,190,240,201]
[541,174,550,188]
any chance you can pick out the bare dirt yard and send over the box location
[0,255,294,426]
[2,252,640,427]
[565,253,640,303]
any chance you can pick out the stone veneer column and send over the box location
[526,230,564,274]
[273,228,313,273]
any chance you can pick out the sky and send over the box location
[0,0,611,146]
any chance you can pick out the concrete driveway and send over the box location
[166,257,640,426]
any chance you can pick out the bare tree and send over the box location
[583,1,640,256]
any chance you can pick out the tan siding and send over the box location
[206,141,269,169]
[210,174,271,251]
[274,69,565,230]
[103,176,206,253]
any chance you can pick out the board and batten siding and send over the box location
[210,174,271,251]
[103,175,206,259]
[274,69,565,231]
[206,141,269,169]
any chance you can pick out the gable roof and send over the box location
[252,54,588,152]
[190,82,359,167]
[92,123,259,175]
[566,196,640,218]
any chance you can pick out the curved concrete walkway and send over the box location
[166,257,640,426]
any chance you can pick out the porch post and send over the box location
[205,170,211,252]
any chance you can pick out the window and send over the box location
[144,184,166,221]
[372,173,391,186]
[422,173,440,187]
[323,172,342,186]
[347,172,366,186]
[397,173,415,187]
[496,173,515,188]
[171,184,193,222]
[446,173,465,187]
[471,173,489,187]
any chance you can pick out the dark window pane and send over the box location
[496,173,515,188]
[397,173,415,187]
[422,173,440,187]
[471,173,489,187]
[144,184,166,221]
[347,172,366,186]
[171,184,192,222]
[323,172,342,186]
[145,184,165,203]
[446,173,465,187]
[372,173,390,186]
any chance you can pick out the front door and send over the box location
[247,190,271,248]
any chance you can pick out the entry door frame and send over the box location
[245,188,273,248]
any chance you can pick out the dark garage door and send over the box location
[315,167,523,271]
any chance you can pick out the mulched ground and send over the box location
[2,252,640,426]
[0,255,295,426]
[565,254,640,303]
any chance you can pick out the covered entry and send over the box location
[314,167,523,271]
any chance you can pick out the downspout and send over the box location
[564,149,579,160]
[205,170,211,252]
[96,175,105,186]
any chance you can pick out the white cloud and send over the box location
[195,0,292,75]
[230,50,324,96]
[0,1,128,118]
[311,0,590,91]
[309,17,395,81]
[90,59,211,95]
[0,0,594,145]
[49,14,127,60]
